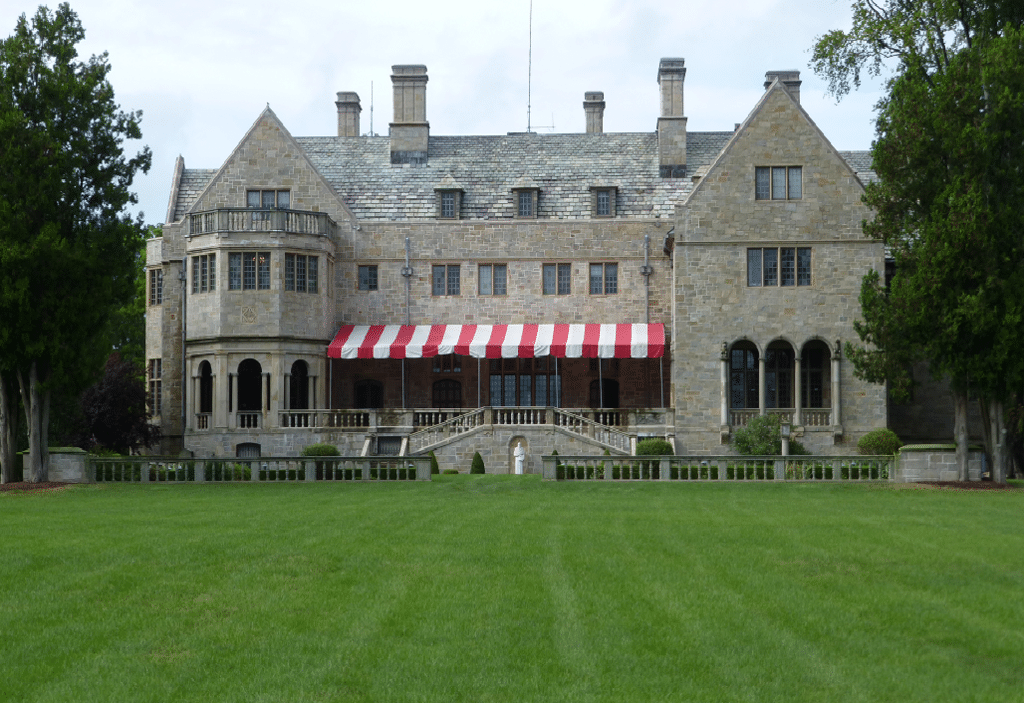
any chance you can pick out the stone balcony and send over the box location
[187,208,338,241]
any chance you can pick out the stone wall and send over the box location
[896,445,984,482]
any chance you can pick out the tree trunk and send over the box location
[18,362,50,483]
[0,373,15,484]
[989,399,1007,484]
[952,384,969,482]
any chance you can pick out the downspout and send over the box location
[641,234,655,408]
[401,238,414,409]
[179,262,187,449]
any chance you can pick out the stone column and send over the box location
[794,355,802,426]
[758,355,766,416]
[831,344,841,428]
[720,348,729,427]
[229,373,237,429]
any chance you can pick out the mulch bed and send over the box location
[915,481,1020,491]
[0,481,73,493]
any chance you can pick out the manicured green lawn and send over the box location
[2,477,1022,702]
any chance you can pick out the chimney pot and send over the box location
[583,91,605,133]
[335,91,361,137]
[657,58,687,177]
[764,70,801,104]
[390,64,429,164]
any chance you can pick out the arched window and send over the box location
[199,361,213,414]
[589,378,620,408]
[730,342,758,409]
[433,379,462,408]
[801,341,832,408]
[765,341,795,408]
[354,379,383,409]
[290,360,309,410]
[237,359,263,412]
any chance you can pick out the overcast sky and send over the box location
[5,0,885,226]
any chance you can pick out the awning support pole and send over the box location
[599,359,603,410]
[660,357,664,409]
[402,359,406,409]
[478,358,481,408]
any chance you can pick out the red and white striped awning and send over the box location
[328,324,665,360]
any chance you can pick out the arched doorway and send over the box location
[237,359,263,413]
[730,341,759,411]
[290,360,309,410]
[199,361,213,414]
[765,341,795,409]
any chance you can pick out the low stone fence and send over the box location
[895,445,984,482]
[89,455,432,483]
[542,455,894,482]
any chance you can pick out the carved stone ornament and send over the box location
[242,306,257,324]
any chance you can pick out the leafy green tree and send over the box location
[732,414,809,456]
[0,4,151,481]
[811,1,1024,482]
[470,451,486,474]
[71,353,159,454]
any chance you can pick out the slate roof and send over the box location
[838,150,876,184]
[171,135,875,222]
[171,169,218,223]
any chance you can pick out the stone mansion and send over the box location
[146,58,933,473]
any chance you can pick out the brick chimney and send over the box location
[764,70,801,104]
[657,58,687,178]
[335,92,361,137]
[584,91,605,133]
[390,64,429,164]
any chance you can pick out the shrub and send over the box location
[470,451,486,474]
[429,451,440,474]
[636,438,673,456]
[857,429,903,456]
[301,443,339,457]
[442,468,459,475]
[732,414,810,456]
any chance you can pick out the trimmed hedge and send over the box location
[429,451,440,475]
[301,443,339,456]
[470,451,486,474]
[857,429,903,456]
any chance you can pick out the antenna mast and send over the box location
[370,81,374,136]
[527,0,532,133]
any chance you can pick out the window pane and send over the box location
[441,192,455,218]
[780,248,795,286]
[755,167,770,200]
[747,249,762,287]
[208,255,215,291]
[520,375,532,406]
[262,190,275,208]
[787,167,802,199]
[191,257,199,294]
[307,257,318,292]
[296,255,306,292]
[772,167,787,199]
[490,375,503,406]
[243,253,256,289]
[535,375,548,406]
[604,263,617,294]
[200,256,208,292]
[494,264,506,295]
[504,375,516,406]
[763,248,778,286]
[257,252,270,290]
[277,190,289,209]
[285,254,295,291]
[518,191,533,217]
[479,265,492,295]
[247,190,260,208]
[432,266,445,295]
[558,263,571,294]
[542,264,555,294]
[797,247,811,285]
[597,190,610,216]
[590,264,603,294]
[229,253,242,290]
[447,265,460,295]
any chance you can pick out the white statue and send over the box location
[513,441,525,475]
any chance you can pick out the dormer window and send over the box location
[434,174,465,220]
[438,191,461,219]
[754,167,801,200]
[514,189,538,219]
[591,186,617,217]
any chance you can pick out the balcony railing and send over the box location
[730,409,832,427]
[188,208,338,240]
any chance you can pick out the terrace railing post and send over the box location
[305,459,315,482]
[141,461,150,483]
[660,457,670,481]
[196,460,205,483]
[775,459,783,481]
